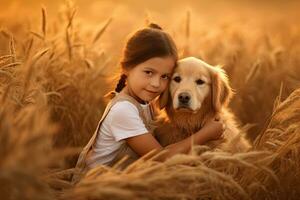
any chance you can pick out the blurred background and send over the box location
[1,1,300,199]
[1,0,300,57]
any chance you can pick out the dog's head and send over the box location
[159,57,233,114]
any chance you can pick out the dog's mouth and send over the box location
[175,106,194,113]
[173,102,201,114]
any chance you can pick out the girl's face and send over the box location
[125,56,175,104]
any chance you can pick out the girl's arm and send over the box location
[125,118,223,162]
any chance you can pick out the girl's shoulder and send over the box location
[106,100,147,131]
[110,100,139,114]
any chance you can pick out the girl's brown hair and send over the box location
[115,23,178,93]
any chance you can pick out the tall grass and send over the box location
[0,1,300,199]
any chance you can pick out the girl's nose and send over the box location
[150,76,160,88]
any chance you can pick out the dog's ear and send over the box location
[156,87,169,110]
[211,67,233,113]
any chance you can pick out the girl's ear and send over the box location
[157,87,169,110]
[211,67,233,113]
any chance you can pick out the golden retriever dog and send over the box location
[154,57,251,153]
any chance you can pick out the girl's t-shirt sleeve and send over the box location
[108,101,148,141]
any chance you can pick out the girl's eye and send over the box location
[161,74,170,80]
[196,79,205,85]
[144,71,153,75]
[173,76,181,83]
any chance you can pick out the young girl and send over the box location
[73,23,223,182]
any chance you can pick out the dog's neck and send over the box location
[166,97,215,136]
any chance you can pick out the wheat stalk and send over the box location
[92,18,113,44]
[9,35,16,63]
[41,6,47,39]
[30,31,44,40]
[0,54,13,61]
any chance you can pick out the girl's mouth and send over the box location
[145,89,159,94]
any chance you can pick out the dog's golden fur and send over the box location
[154,57,251,153]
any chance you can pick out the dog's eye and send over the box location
[173,76,181,83]
[196,79,205,85]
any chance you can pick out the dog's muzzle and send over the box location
[178,92,191,107]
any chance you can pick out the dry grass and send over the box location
[0,1,300,199]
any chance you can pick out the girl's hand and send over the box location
[202,117,224,141]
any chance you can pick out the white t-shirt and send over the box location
[86,101,151,168]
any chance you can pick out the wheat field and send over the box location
[0,0,300,199]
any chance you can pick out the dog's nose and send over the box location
[178,92,191,104]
